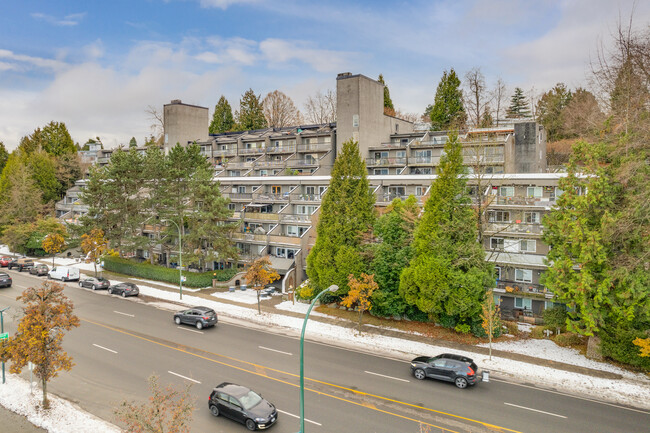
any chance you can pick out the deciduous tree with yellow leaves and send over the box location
[42,233,66,266]
[244,256,280,314]
[342,273,378,331]
[81,228,108,277]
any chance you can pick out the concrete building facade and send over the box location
[163,99,209,153]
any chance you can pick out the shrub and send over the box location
[530,326,546,339]
[503,321,519,336]
[600,326,650,371]
[471,319,501,338]
[295,280,315,301]
[438,313,457,329]
[102,256,237,288]
[543,306,568,330]
[454,323,471,334]
[553,332,584,347]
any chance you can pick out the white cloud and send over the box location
[31,12,86,26]
[260,39,356,73]
[83,40,104,60]
[197,0,259,9]
[0,49,66,71]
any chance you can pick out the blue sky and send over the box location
[1,0,648,149]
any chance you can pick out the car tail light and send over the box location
[203,316,210,320]
[467,366,475,376]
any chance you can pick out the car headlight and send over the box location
[411,363,417,367]
[254,417,265,422]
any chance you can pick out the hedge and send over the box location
[102,256,238,288]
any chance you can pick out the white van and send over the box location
[48,266,80,282]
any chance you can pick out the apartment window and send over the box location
[396,150,406,159]
[374,169,389,175]
[319,186,327,196]
[527,187,543,198]
[228,203,235,210]
[515,269,533,283]
[489,210,511,223]
[416,186,424,196]
[490,237,504,250]
[287,225,299,237]
[229,170,241,176]
[514,297,532,309]
[499,186,515,197]
[374,151,389,159]
[353,114,359,127]
[259,170,268,176]
[495,266,501,281]
[305,186,316,195]
[520,239,536,252]
[275,247,286,257]
[237,186,246,194]
[388,186,405,197]
[524,212,541,224]
[271,185,282,194]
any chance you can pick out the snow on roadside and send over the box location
[0,374,120,433]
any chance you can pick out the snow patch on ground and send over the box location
[0,374,120,433]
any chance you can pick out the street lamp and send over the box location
[162,219,183,300]
[1,306,9,384]
[298,284,338,433]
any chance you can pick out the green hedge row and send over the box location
[102,256,238,288]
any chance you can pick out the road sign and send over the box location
[0,333,8,340]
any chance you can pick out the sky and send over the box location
[1,0,649,150]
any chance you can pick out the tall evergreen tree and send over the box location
[306,139,375,298]
[536,83,572,141]
[399,132,493,332]
[506,87,531,118]
[378,74,394,110]
[209,96,235,134]
[129,137,138,148]
[235,89,267,131]
[429,69,466,131]
[0,141,9,174]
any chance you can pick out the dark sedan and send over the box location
[0,272,12,288]
[410,353,482,389]
[174,306,217,330]
[209,382,278,431]
[108,282,139,297]
[79,277,110,290]
[29,264,49,276]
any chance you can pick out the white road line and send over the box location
[168,371,201,384]
[364,370,410,383]
[92,344,117,354]
[176,326,203,334]
[259,346,293,356]
[276,409,321,426]
[113,310,134,317]
[504,402,567,418]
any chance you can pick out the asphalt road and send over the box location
[1,270,648,433]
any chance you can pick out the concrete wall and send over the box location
[163,100,209,153]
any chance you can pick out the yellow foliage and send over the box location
[342,273,378,330]
[244,256,280,314]
[633,338,650,357]
[42,233,66,255]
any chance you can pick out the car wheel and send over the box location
[121,291,126,298]
[209,404,219,417]
[455,377,468,389]
[245,419,256,431]
[92,285,97,290]
[174,317,181,325]
[413,368,426,380]
[196,321,203,330]
[79,282,83,287]
[107,288,112,294]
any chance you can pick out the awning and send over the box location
[268,256,295,273]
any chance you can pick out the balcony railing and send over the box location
[410,156,441,165]
[255,160,286,169]
[231,232,268,242]
[267,145,296,153]
[411,138,447,147]
[484,222,544,234]
[496,280,552,297]
[368,142,409,150]
[239,148,265,154]
[463,155,505,164]
[268,234,302,246]
[366,157,407,167]
[256,193,290,202]
[289,194,322,202]
[376,194,408,203]
[213,148,237,156]
[242,212,279,221]
[297,143,331,152]
[229,193,253,200]
[287,159,319,167]
[280,214,312,223]
[494,196,556,207]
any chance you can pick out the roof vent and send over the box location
[171,99,182,104]
[337,72,352,78]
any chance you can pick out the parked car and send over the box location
[79,277,110,290]
[209,382,278,431]
[0,256,12,267]
[48,266,80,281]
[173,306,217,330]
[108,282,139,297]
[8,258,34,272]
[0,272,12,288]
[29,264,49,276]
[410,353,482,389]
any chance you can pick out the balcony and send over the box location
[226,161,255,169]
[366,157,407,167]
[213,148,237,157]
[267,145,296,154]
[409,156,441,165]
[228,193,253,200]
[242,212,279,221]
[255,160,286,169]
[231,232,267,243]
[297,143,331,152]
[280,214,312,223]
[496,280,553,298]
[239,147,265,155]
[376,193,408,204]
[463,155,505,164]
[368,141,409,150]
[411,138,447,147]
[289,194,322,202]
[287,159,319,168]
[484,222,544,235]
[256,193,290,202]
[494,196,556,208]
[268,234,302,246]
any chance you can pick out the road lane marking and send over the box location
[92,344,117,354]
[83,318,520,433]
[504,402,567,419]
[168,370,201,384]
[276,409,321,426]
[364,370,410,382]
[113,311,134,317]
[259,346,292,356]
[176,326,203,334]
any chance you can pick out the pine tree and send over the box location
[378,74,394,110]
[306,139,375,298]
[129,137,137,147]
[0,141,8,173]
[506,87,531,118]
[479,106,493,128]
[536,83,572,141]
[209,96,235,134]
[399,132,493,332]
[235,89,267,131]
[429,69,466,131]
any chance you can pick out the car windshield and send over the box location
[98,278,108,282]
[239,390,263,410]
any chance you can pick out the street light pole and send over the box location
[298,284,338,433]
[162,219,183,300]
[1,307,9,384]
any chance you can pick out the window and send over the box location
[490,237,504,250]
[499,186,514,197]
[287,225,299,237]
[524,212,541,224]
[276,247,286,257]
[489,210,510,223]
[237,186,246,194]
[228,396,242,408]
[527,187,543,198]
[305,186,315,195]
[514,297,532,309]
[495,266,501,281]
[259,170,268,176]
[520,239,536,252]
[228,203,235,210]
[374,168,389,175]
[515,269,533,283]
[416,186,424,196]
[396,150,406,159]
[374,151,388,159]
[353,114,359,127]
[271,185,282,194]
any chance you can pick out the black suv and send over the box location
[209,382,278,431]
[410,353,481,389]
[8,258,34,272]
[173,306,218,330]
[0,272,12,288]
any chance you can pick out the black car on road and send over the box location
[0,272,12,288]
[108,282,139,297]
[29,264,49,276]
[79,277,110,290]
[174,306,217,330]
[411,353,481,389]
[209,382,278,431]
